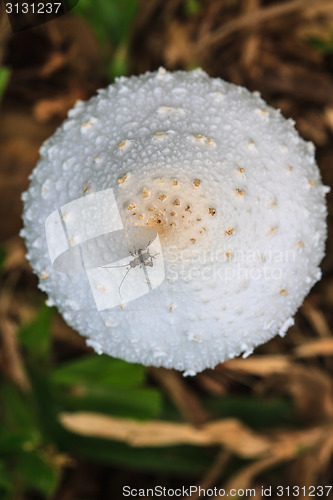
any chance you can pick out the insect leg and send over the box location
[118,266,131,301]
[99,263,129,269]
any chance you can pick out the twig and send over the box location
[197,0,333,54]
[241,0,261,72]
[0,2,12,67]
[294,338,333,358]
[149,367,210,426]
[195,372,227,395]
[0,317,30,391]
[0,265,30,390]
[189,450,230,500]
[301,299,332,337]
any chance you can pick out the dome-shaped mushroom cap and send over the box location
[22,68,329,375]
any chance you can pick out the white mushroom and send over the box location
[21,68,329,376]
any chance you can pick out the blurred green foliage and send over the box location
[73,0,138,80]
[206,395,299,430]
[0,245,6,272]
[185,0,203,17]
[308,33,333,54]
[18,305,52,365]
[0,67,10,101]
[52,355,162,419]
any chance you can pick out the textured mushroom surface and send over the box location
[22,68,329,375]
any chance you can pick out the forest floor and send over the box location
[0,1,333,498]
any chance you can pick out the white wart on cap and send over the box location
[22,68,329,376]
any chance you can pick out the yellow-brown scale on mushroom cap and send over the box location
[121,176,216,252]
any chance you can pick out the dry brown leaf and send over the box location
[0,3,11,66]
[197,0,333,52]
[195,372,227,396]
[259,63,333,105]
[294,338,333,358]
[222,355,292,376]
[206,420,270,457]
[0,122,56,240]
[288,432,333,490]
[325,107,333,133]
[240,0,261,73]
[272,426,324,457]
[60,410,333,493]
[221,425,330,492]
[297,112,328,145]
[311,432,333,477]
[60,412,271,458]
[39,50,71,78]
[2,237,29,271]
[294,366,333,419]
[301,299,333,337]
[189,450,230,500]
[33,87,86,122]
[297,5,333,41]
[223,454,292,492]
[164,21,195,67]
[0,317,30,391]
[277,365,333,421]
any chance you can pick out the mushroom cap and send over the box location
[22,68,329,375]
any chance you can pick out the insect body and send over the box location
[100,244,159,301]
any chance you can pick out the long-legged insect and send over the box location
[100,243,159,300]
